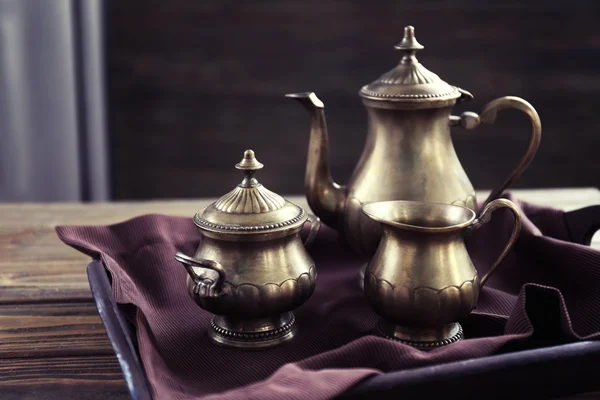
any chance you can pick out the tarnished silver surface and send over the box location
[287,25,541,258]
[175,150,321,349]
[362,198,521,347]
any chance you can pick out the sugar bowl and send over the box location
[175,150,320,349]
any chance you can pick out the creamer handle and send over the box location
[469,199,522,288]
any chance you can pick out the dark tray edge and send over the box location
[87,260,153,400]
[88,260,600,400]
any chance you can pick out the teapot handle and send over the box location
[303,214,321,248]
[175,252,226,298]
[468,198,522,288]
[450,96,542,208]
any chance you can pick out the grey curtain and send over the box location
[0,0,109,202]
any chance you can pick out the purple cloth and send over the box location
[56,195,600,399]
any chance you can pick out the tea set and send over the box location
[176,26,538,350]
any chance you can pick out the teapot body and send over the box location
[344,105,476,255]
[290,26,540,259]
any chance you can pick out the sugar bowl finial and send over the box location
[235,149,264,188]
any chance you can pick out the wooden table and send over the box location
[1,189,600,399]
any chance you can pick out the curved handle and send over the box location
[451,96,542,208]
[303,214,321,248]
[469,198,522,288]
[175,252,226,298]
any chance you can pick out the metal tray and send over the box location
[87,205,600,400]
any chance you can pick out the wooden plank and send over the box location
[0,355,124,385]
[0,199,217,305]
[0,303,114,359]
[0,355,128,400]
[0,190,599,304]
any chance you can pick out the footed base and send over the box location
[376,320,464,349]
[209,312,296,350]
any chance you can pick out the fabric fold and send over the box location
[56,195,600,399]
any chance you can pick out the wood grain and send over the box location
[0,355,124,385]
[0,303,113,359]
[0,356,128,399]
[0,199,218,304]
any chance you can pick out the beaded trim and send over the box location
[211,314,296,342]
[194,208,306,232]
[359,86,459,100]
[376,322,464,348]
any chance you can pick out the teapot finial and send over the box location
[236,149,263,171]
[395,25,424,63]
[236,149,264,188]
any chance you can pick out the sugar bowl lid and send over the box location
[194,150,307,234]
[359,26,468,109]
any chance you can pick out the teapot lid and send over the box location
[194,150,307,234]
[359,26,468,109]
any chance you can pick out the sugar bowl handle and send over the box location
[175,252,226,298]
[469,198,522,288]
[303,214,321,248]
[451,96,542,208]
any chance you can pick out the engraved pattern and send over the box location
[361,26,460,100]
[194,208,306,232]
[192,266,317,315]
[213,184,285,214]
[379,62,439,85]
[360,27,460,102]
[222,265,317,291]
[376,321,464,348]
[211,314,295,342]
[367,271,478,294]
[365,270,479,326]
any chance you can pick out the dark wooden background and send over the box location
[106,0,600,200]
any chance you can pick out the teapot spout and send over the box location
[286,92,346,230]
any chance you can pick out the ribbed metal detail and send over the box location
[213,184,285,214]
